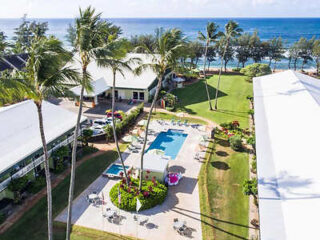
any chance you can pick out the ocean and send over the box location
[1,18,320,69]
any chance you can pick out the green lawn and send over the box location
[172,74,252,128]
[199,134,249,240]
[1,145,129,240]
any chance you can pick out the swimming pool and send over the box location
[147,129,188,159]
[103,164,129,177]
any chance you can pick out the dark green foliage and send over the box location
[229,135,243,151]
[81,145,99,157]
[105,102,144,141]
[81,129,93,145]
[109,178,167,211]
[248,109,254,115]
[27,177,46,194]
[7,176,29,204]
[0,211,6,224]
[242,178,258,196]
[251,159,257,174]
[240,63,271,81]
[51,145,69,173]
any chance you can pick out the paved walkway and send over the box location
[56,120,210,240]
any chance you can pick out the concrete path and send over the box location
[56,120,210,240]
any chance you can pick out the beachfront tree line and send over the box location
[130,29,320,75]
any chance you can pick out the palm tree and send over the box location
[65,6,120,239]
[198,22,221,110]
[96,39,138,185]
[135,28,185,190]
[214,21,242,110]
[1,36,78,240]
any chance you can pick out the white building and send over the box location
[0,100,87,200]
[253,70,320,240]
[71,53,170,104]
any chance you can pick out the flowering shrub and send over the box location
[109,178,167,211]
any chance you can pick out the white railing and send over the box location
[0,135,75,192]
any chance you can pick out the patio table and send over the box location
[173,221,186,229]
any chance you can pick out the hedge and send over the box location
[109,178,167,211]
[105,102,144,141]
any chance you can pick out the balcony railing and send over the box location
[0,134,75,192]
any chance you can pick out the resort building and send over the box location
[70,53,170,104]
[253,70,320,240]
[0,100,87,200]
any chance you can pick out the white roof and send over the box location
[133,154,169,172]
[71,77,110,97]
[0,100,87,173]
[71,53,157,91]
[253,70,320,240]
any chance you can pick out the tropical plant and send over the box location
[7,176,29,203]
[12,15,48,53]
[1,36,78,240]
[96,39,139,184]
[240,63,271,81]
[229,135,243,151]
[242,178,258,199]
[0,31,9,54]
[134,28,185,190]
[313,39,320,75]
[65,6,121,239]
[206,46,216,71]
[267,37,285,72]
[288,42,300,70]
[198,22,221,110]
[249,31,264,63]
[297,37,315,71]
[214,20,242,110]
[235,33,251,67]
[130,34,156,53]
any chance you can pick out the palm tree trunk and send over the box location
[288,58,291,69]
[214,39,229,110]
[111,69,129,184]
[317,58,320,75]
[35,101,53,240]
[66,68,86,240]
[294,59,297,71]
[203,42,213,110]
[273,60,277,72]
[207,61,210,72]
[139,74,163,190]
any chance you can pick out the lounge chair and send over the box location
[183,120,189,126]
[128,145,139,153]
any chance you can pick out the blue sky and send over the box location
[0,0,320,18]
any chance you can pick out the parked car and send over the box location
[93,118,110,126]
[89,125,105,136]
[106,111,123,120]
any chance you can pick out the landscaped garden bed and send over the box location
[109,176,167,212]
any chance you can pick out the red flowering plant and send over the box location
[143,191,150,198]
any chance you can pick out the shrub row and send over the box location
[105,102,144,141]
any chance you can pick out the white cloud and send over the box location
[0,0,319,18]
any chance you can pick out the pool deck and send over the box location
[55,120,210,240]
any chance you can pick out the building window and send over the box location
[133,92,138,100]
[139,92,145,100]
[115,90,118,99]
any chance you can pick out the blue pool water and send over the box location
[147,129,188,160]
[106,164,129,175]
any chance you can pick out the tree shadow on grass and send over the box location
[215,137,230,147]
[171,207,251,240]
[216,151,229,157]
[215,109,249,120]
[211,161,230,170]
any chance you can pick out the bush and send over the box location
[229,135,243,151]
[248,109,254,115]
[109,178,167,211]
[166,106,175,111]
[240,63,271,81]
[232,67,241,72]
[105,103,144,141]
[7,176,29,204]
[0,212,6,224]
[251,159,257,174]
[242,178,258,197]
[27,177,46,194]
